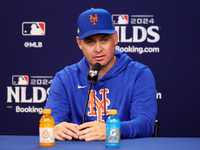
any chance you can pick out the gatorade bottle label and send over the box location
[106,128,121,143]
[39,127,55,143]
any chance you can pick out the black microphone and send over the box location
[82,63,101,123]
[87,63,101,84]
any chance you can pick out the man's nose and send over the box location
[95,41,103,52]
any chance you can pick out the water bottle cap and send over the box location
[43,109,51,114]
[109,109,117,115]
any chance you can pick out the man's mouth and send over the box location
[94,55,104,61]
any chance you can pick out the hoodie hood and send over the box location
[77,50,132,81]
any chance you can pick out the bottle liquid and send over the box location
[106,109,121,147]
[39,109,55,146]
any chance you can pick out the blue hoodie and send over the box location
[45,50,157,138]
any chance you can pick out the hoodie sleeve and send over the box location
[44,72,71,125]
[120,67,157,138]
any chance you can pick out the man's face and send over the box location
[77,31,118,70]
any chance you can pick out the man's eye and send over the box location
[87,41,93,44]
[102,39,108,42]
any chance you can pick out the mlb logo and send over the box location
[22,22,45,36]
[112,14,129,25]
[89,70,98,77]
[12,75,29,85]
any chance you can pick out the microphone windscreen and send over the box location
[92,63,101,71]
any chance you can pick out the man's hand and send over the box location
[77,121,106,141]
[54,122,79,141]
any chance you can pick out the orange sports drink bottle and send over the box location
[39,109,55,146]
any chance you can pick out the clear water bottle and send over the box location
[106,109,121,147]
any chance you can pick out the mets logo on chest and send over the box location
[87,88,110,123]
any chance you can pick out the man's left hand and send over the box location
[77,121,106,141]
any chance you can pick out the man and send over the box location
[45,8,157,141]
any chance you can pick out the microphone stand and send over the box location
[82,82,92,123]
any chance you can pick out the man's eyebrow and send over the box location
[83,34,110,41]
[83,37,93,41]
[101,34,110,38]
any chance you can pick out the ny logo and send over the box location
[88,89,110,123]
[90,14,98,25]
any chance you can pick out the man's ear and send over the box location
[76,36,82,50]
[113,31,118,45]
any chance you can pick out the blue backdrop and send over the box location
[0,0,200,137]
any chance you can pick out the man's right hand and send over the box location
[53,122,79,141]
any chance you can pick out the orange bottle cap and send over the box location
[109,109,117,115]
[43,109,51,114]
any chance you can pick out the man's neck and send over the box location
[99,56,116,79]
